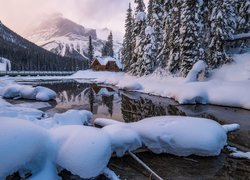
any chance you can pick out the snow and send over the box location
[185,60,207,82]
[230,151,250,160]
[50,126,112,179]
[145,26,154,36]
[0,57,11,71]
[0,82,56,101]
[136,11,146,22]
[71,52,250,110]
[0,106,44,121]
[0,118,49,179]
[96,116,238,157]
[227,146,250,160]
[52,110,92,126]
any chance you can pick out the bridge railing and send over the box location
[0,71,76,76]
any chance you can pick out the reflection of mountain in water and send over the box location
[43,82,118,117]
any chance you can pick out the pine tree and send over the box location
[130,0,147,75]
[207,0,236,69]
[88,36,94,68]
[180,0,204,76]
[167,0,182,74]
[236,0,250,48]
[158,0,173,69]
[122,3,134,71]
[237,0,250,33]
[148,0,165,68]
[102,31,114,57]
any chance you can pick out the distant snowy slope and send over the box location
[24,14,122,61]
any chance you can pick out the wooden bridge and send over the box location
[0,71,76,77]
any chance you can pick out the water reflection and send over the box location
[13,80,250,179]
[40,81,250,150]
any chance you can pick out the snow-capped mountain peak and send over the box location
[24,14,121,61]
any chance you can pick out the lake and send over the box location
[9,79,250,180]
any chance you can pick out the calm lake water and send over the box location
[10,79,250,180]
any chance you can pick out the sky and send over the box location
[0,0,148,37]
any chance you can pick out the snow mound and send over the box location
[103,123,142,157]
[0,106,44,121]
[53,110,93,126]
[35,86,57,101]
[35,110,93,129]
[51,126,112,179]
[0,118,49,179]
[118,81,143,91]
[96,116,239,157]
[185,60,207,82]
[1,83,56,101]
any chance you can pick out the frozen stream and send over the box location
[7,79,250,180]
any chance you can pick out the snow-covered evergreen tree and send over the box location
[102,32,114,57]
[236,0,250,48]
[121,3,134,72]
[180,0,205,76]
[158,0,173,69]
[167,0,182,74]
[130,0,147,75]
[140,26,156,75]
[207,0,236,69]
[237,0,250,33]
[148,0,165,68]
[88,36,94,68]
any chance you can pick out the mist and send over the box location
[0,0,143,36]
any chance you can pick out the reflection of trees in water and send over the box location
[121,95,167,122]
[121,94,187,123]
[88,87,95,113]
[102,95,114,116]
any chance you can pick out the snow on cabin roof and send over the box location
[93,56,123,69]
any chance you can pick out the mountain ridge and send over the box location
[24,15,122,61]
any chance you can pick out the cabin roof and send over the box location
[92,56,123,69]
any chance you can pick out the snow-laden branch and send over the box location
[224,32,250,42]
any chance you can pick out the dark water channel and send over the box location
[12,80,250,180]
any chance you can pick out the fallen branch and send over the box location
[128,151,164,180]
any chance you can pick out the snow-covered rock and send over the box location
[96,116,240,157]
[118,81,143,91]
[185,60,207,82]
[53,110,93,126]
[0,83,56,101]
[0,118,49,179]
[35,86,57,101]
[51,126,112,179]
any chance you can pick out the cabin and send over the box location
[91,56,123,72]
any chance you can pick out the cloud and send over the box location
[0,0,134,35]
[0,0,149,37]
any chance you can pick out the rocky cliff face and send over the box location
[24,14,121,61]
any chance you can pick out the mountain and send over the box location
[24,14,122,60]
[0,21,87,71]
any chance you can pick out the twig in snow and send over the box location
[128,151,164,180]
